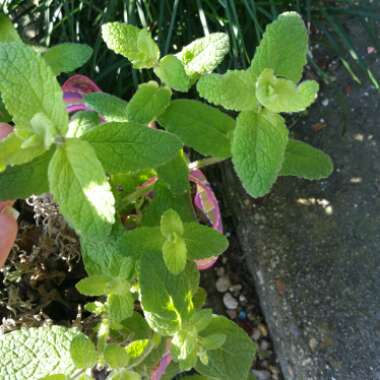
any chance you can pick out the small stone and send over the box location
[226,309,237,319]
[215,267,225,277]
[215,276,231,293]
[223,292,238,310]
[229,284,243,294]
[239,294,248,304]
[322,98,329,107]
[260,339,270,351]
[251,369,271,380]
[251,328,261,341]
[258,323,268,337]
[309,337,318,351]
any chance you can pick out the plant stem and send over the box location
[188,157,227,170]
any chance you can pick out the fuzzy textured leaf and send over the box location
[231,111,288,198]
[197,70,257,111]
[0,326,82,380]
[48,139,115,237]
[84,92,129,122]
[83,121,182,173]
[0,43,68,134]
[250,12,308,83]
[66,111,100,138]
[195,316,256,380]
[280,139,333,179]
[183,223,228,260]
[0,148,52,200]
[154,55,190,92]
[256,69,319,113]
[126,81,171,125]
[159,100,235,158]
[42,43,93,75]
[177,33,229,77]
[102,22,159,69]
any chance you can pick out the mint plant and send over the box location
[0,11,332,380]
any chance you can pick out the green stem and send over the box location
[188,156,227,170]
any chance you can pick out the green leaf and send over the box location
[76,275,110,296]
[156,150,189,194]
[183,223,228,260]
[67,111,100,138]
[42,43,93,75]
[161,209,184,238]
[84,92,129,122]
[280,139,333,179]
[256,69,319,113]
[126,339,150,360]
[109,370,141,380]
[0,43,68,134]
[201,333,226,350]
[142,182,195,226]
[48,139,115,237]
[70,335,97,369]
[126,81,171,125]
[0,130,42,170]
[138,252,199,335]
[39,375,67,380]
[195,316,256,380]
[162,236,187,275]
[159,100,235,158]
[154,55,190,92]
[231,111,288,198]
[250,11,308,83]
[104,344,129,368]
[83,121,182,174]
[108,293,134,322]
[197,70,257,111]
[0,14,21,42]
[0,326,82,379]
[0,149,52,200]
[0,96,12,122]
[121,312,152,340]
[177,33,229,77]
[102,22,159,69]
[190,308,213,332]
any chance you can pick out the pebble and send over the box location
[215,276,231,293]
[309,337,318,351]
[258,323,269,337]
[226,309,237,319]
[239,294,248,304]
[215,267,225,277]
[251,369,271,380]
[260,339,270,351]
[223,292,239,309]
[251,328,261,341]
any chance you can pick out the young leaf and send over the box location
[201,333,226,350]
[126,339,150,360]
[256,69,319,113]
[0,149,52,200]
[162,236,188,275]
[138,252,199,335]
[109,370,141,380]
[156,150,189,194]
[250,11,308,83]
[159,100,235,159]
[177,33,229,77]
[161,209,184,238]
[70,335,97,369]
[126,82,171,125]
[0,43,68,134]
[190,309,213,332]
[195,316,256,380]
[66,111,100,138]
[231,111,288,198]
[280,139,333,179]
[0,130,46,171]
[0,326,82,379]
[196,70,257,111]
[0,14,21,42]
[104,344,129,368]
[82,121,182,173]
[154,55,190,92]
[84,92,129,122]
[76,275,110,296]
[183,222,228,260]
[42,43,93,75]
[108,293,134,322]
[101,22,159,69]
[48,139,115,237]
